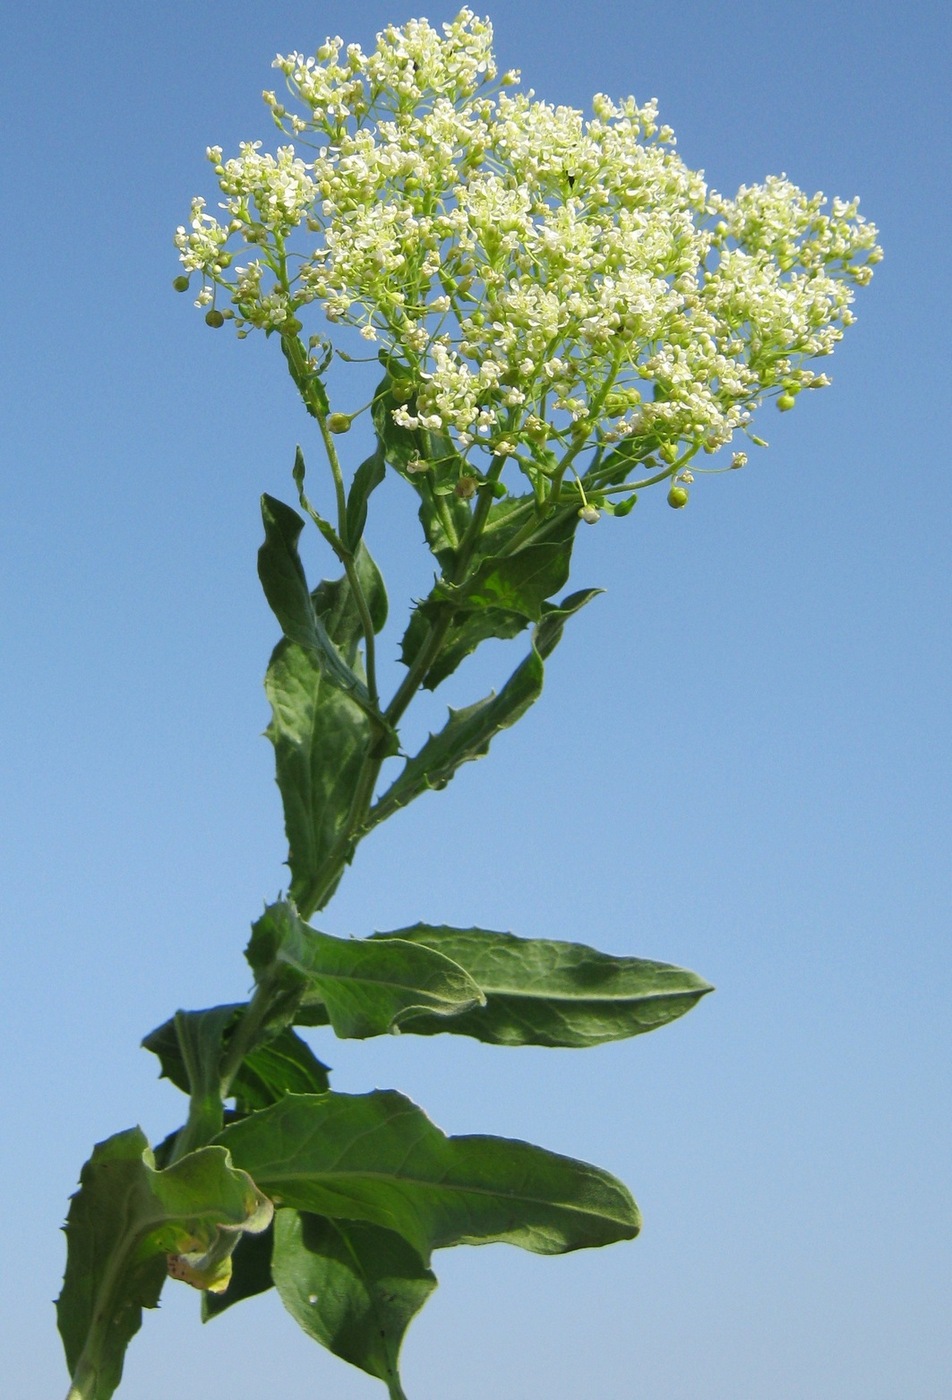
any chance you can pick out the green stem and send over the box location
[218,985,273,1102]
[283,333,382,707]
[384,454,504,730]
[296,457,507,919]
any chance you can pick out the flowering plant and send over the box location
[57,12,879,1400]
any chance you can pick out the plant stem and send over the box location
[296,457,507,919]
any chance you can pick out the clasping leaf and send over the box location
[57,1128,272,1400]
[247,901,485,1039]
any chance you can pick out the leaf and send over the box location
[142,1009,330,1115]
[311,542,389,663]
[398,499,583,689]
[57,1128,273,1400]
[399,598,529,691]
[202,1221,275,1320]
[266,639,372,911]
[373,590,599,821]
[218,1090,641,1261]
[258,494,368,704]
[272,1210,435,1399]
[263,527,393,912]
[142,1004,236,1099]
[369,926,713,1047]
[344,443,387,551]
[247,901,484,1040]
[232,1027,331,1113]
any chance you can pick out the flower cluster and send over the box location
[175,8,880,481]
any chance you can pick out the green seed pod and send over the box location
[172,275,190,293]
[327,413,352,434]
[659,442,678,464]
[667,485,689,509]
[205,309,225,329]
[777,393,796,412]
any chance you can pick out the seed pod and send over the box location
[777,393,796,412]
[205,309,225,329]
[172,275,190,293]
[327,413,352,434]
[455,476,478,500]
[667,485,689,509]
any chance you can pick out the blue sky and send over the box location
[2,2,950,1397]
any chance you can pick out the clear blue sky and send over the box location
[2,2,949,1397]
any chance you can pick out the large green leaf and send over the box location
[58,1128,272,1400]
[218,1090,641,1261]
[371,590,599,823]
[262,516,392,912]
[368,926,713,1047]
[266,639,372,910]
[247,901,484,1039]
[272,1210,436,1400]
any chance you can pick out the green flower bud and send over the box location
[172,275,190,293]
[390,379,415,404]
[659,442,678,464]
[667,485,689,509]
[327,413,352,434]
[578,504,600,524]
[205,309,225,329]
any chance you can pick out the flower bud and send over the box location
[205,309,225,328]
[578,504,600,524]
[327,413,352,434]
[172,275,190,293]
[390,379,415,404]
[667,486,689,509]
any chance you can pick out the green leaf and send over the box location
[58,1128,273,1400]
[399,598,529,691]
[232,1027,331,1113]
[258,494,368,704]
[266,639,372,911]
[263,524,393,912]
[272,1210,435,1399]
[311,541,389,663]
[142,1005,236,1099]
[344,443,387,551]
[142,1010,330,1115]
[218,1090,641,1261]
[370,926,713,1047]
[247,901,484,1040]
[202,1221,275,1320]
[399,502,583,689]
[373,590,599,821]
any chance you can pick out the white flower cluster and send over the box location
[175,8,880,474]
